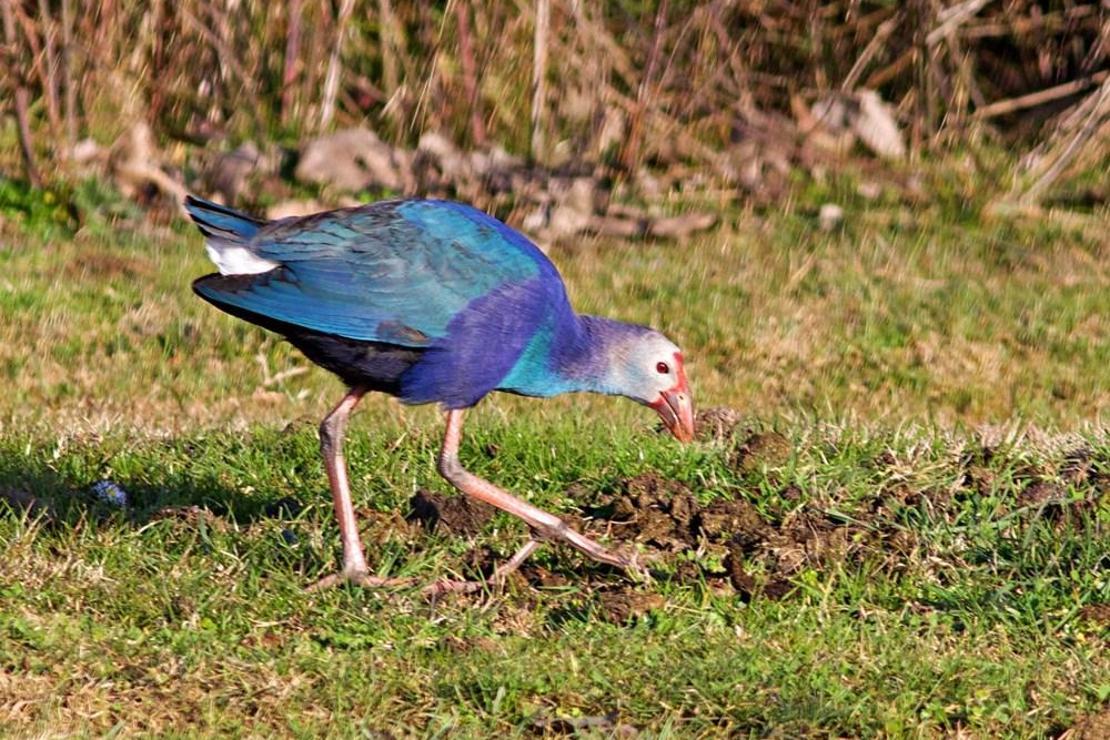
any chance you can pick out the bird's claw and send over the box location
[615,548,654,584]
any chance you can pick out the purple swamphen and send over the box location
[185,195,694,593]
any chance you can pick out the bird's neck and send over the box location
[498,311,637,398]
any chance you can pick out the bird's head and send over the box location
[605,330,695,443]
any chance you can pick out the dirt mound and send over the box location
[407,473,888,605]
[407,489,495,537]
[731,431,793,472]
[694,406,744,442]
[1018,480,1066,508]
[1076,603,1110,626]
[1069,709,1110,740]
[574,472,915,601]
[582,473,769,553]
[584,473,700,551]
[1061,447,1098,487]
[596,590,667,624]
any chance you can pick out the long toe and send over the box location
[420,578,487,598]
[421,537,544,598]
[306,570,415,592]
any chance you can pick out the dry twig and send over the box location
[531,0,550,162]
[1,0,40,186]
[974,71,1109,120]
[320,0,356,131]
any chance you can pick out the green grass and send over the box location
[0,184,1107,736]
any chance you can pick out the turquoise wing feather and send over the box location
[192,199,551,346]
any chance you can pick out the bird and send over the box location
[184,195,694,593]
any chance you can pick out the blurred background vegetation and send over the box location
[0,0,1106,232]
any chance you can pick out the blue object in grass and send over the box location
[91,480,128,508]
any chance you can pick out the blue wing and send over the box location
[191,198,553,347]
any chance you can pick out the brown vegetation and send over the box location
[0,1,1105,220]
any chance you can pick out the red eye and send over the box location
[656,361,670,374]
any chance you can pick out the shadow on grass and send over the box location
[0,442,310,529]
[0,436,352,583]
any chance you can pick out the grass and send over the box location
[0,177,1107,736]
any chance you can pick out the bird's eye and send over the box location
[656,361,670,374]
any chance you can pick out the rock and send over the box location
[468,145,525,192]
[648,212,717,239]
[547,204,594,240]
[521,206,549,234]
[70,138,105,165]
[109,121,188,207]
[637,170,665,200]
[819,203,844,231]
[295,127,406,192]
[412,132,474,194]
[851,90,905,161]
[416,131,459,161]
[857,181,882,200]
[206,141,262,204]
[486,145,524,173]
[588,214,645,238]
[482,145,526,194]
[565,176,600,214]
[534,176,614,241]
[811,95,851,131]
[520,206,550,235]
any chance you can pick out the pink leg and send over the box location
[308,387,413,591]
[435,409,645,578]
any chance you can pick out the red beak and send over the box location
[649,381,695,443]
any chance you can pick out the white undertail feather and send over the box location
[205,239,279,275]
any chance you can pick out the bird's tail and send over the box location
[185,195,278,276]
[183,195,266,244]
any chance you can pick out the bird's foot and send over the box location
[532,521,653,583]
[616,548,654,584]
[309,540,543,596]
[306,568,415,592]
[421,538,543,597]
